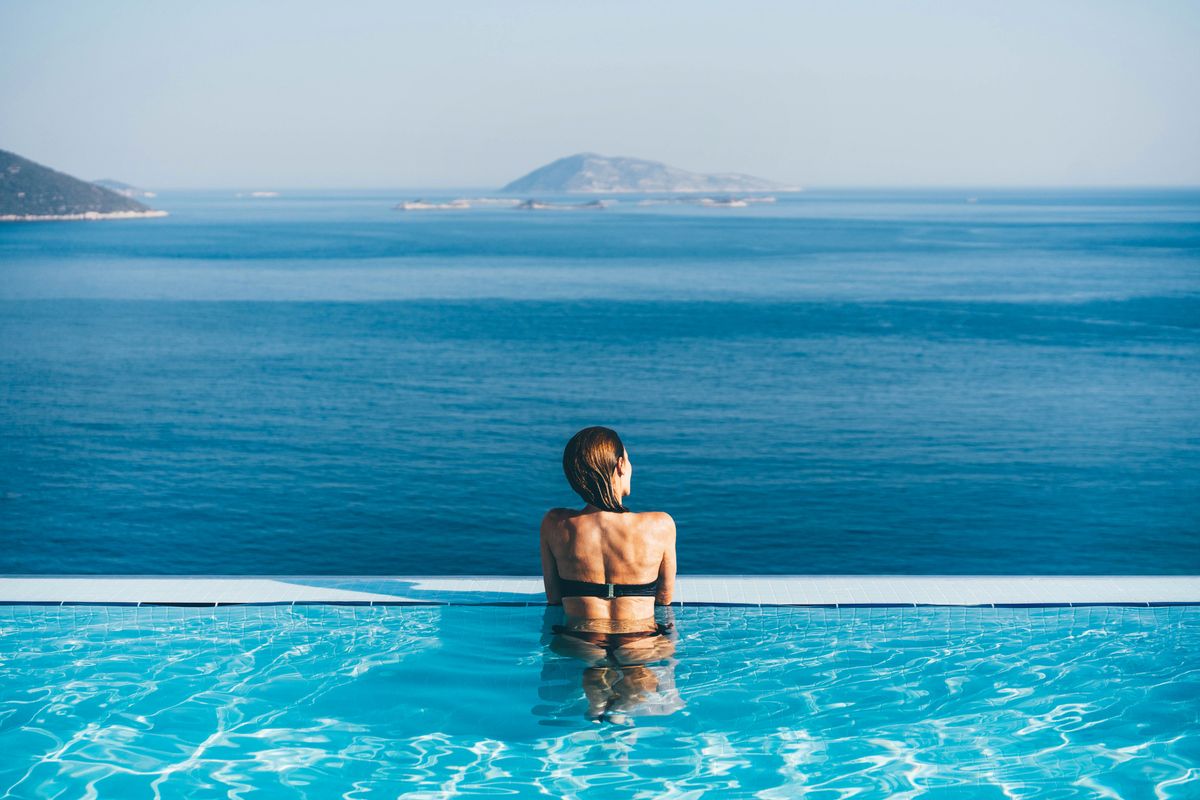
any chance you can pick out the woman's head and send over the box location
[562,426,632,513]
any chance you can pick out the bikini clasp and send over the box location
[606,582,615,599]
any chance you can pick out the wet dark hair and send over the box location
[562,426,630,513]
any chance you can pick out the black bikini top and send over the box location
[558,576,659,599]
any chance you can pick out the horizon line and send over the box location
[129,183,1200,192]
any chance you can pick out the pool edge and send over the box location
[1,575,1197,608]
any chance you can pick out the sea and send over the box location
[1,188,1197,575]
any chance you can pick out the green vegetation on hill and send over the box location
[93,178,152,198]
[0,149,152,217]
[501,152,798,194]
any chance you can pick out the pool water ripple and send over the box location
[0,604,1196,798]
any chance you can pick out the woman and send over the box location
[540,426,677,674]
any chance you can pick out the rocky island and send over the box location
[0,149,167,221]
[501,152,799,194]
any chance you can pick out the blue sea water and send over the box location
[0,605,1196,798]
[1,189,1198,574]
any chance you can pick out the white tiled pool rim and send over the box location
[1,575,1198,608]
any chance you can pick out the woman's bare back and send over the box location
[540,507,676,621]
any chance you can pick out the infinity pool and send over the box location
[1,604,1196,798]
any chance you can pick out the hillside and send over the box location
[501,152,798,194]
[93,178,157,199]
[0,149,164,220]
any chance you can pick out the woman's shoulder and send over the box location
[541,507,570,531]
[636,510,675,536]
[542,507,573,522]
[541,507,585,534]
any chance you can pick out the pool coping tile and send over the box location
[0,575,1197,608]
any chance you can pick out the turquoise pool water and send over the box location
[1,605,1196,798]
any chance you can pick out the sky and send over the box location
[1,1,1198,189]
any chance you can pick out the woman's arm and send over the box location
[655,512,677,606]
[540,511,562,606]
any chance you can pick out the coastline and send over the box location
[0,209,169,222]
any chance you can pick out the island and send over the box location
[0,149,167,221]
[500,152,800,194]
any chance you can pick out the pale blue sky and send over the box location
[2,1,1197,188]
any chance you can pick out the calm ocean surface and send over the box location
[1,189,1197,575]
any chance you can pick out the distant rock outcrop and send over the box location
[0,150,166,221]
[501,153,799,194]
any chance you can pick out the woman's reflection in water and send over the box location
[542,606,686,724]
[547,608,683,724]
